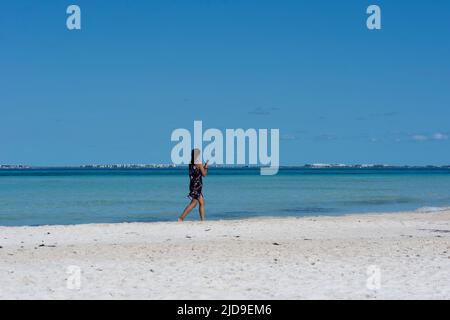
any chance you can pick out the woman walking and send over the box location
[178,148,208,222]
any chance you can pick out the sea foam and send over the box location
[416,206,450,213]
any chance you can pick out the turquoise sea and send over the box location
[1,168,450,226]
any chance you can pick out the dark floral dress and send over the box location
[188,164,203,200]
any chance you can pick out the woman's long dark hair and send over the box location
[191,149,200,165]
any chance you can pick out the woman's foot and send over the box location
[178,217,184,222]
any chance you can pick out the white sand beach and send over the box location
[0,209,449,300]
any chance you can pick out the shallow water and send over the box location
[1,168,450,226]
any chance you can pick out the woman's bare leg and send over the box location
[179,199,198,221]
[198,196,205,221]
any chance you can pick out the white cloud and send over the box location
[411,134,428,142]
[410,132,448,142]
[432,133,448,140]
[280,133,297,141]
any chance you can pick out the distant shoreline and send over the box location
[1,164,450,170]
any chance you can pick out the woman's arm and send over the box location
[197,160,209,177]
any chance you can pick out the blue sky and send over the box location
[1,0,449,166]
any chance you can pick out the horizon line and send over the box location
[1,164,450,169]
